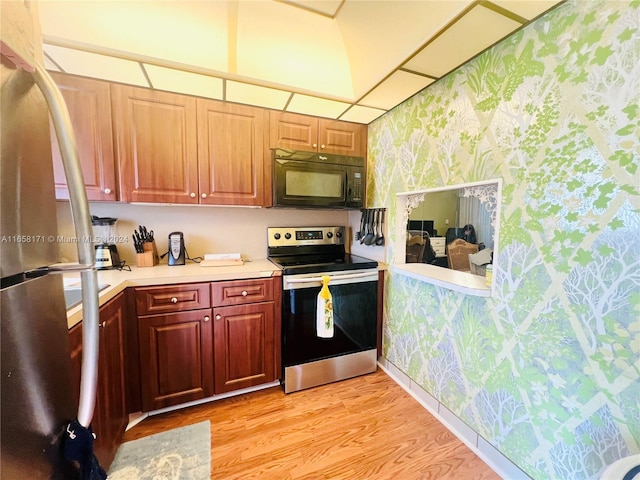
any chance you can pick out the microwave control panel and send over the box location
[351,172,362,201]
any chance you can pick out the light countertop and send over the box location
[64,259,281,328]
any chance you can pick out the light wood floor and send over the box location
[123,369,500,479]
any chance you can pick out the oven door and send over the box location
[282,269,378,375]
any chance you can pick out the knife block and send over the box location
[136,240,159,267]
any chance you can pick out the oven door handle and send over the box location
[284,271,378,289]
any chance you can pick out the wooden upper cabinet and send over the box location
[196,100,267,206]
[111,84,199,204]
[318,118,367,157]
[269,111,319,152]
[49,73,117,201]
[269,111,367,157]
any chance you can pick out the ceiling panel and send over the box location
[279,0,343,17]
[359,70,436,110]
[43,55,61,72]
[236,1,353,99]
[286,94,351,119]
[403,4,522,78]
[37,1,566,124]
[38,1,229,72]
[144,64,223,100]
[337,0,473,99]
[226,81,291,110]
[340,104,387,124]
[491,0,565,20]
[43,45,148,86]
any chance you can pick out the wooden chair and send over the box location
[406,235,426,263]
[446,239,478,272]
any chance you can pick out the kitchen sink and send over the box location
[63,284,110,310]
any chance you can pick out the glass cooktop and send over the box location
[268,253,377,275]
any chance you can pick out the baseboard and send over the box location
[144,380,281,418]
[378,358,531,480]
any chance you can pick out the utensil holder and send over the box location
[136,240,159,267]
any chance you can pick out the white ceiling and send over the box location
[38,0,565,124]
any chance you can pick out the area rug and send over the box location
[108,420,211,480]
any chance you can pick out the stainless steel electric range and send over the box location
[267,226,379,393]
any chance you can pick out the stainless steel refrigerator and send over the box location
[1,6,102,478]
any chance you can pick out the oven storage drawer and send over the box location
[211,278,274,306]
[135,283,211,315]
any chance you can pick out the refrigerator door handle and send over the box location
[32,64,99,430]
[27,263,95,277]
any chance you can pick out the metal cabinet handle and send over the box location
[104,188,111,194]
[312,143,317,148]
[320,144,325,149]
[204,316,210,322]
[171,297,178,304]
[201,193,207,198]
[190,192,196,198]
[215,314,221,320]
[241,290,248,296]
[99,321,106,328]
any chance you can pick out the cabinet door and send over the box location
[50,73,116,201]
[95,292,128,468]
[197,100,267,206]
[213,302,276,394]
[318,119,367,157]
[269,111,318,151]
[67,292,127,470]
[138,309,213,410]
[112,85,199,203]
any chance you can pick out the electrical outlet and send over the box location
[445,219,449,225]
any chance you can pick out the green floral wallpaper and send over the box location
[367,1,639,478]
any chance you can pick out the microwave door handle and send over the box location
[345,172,350,201]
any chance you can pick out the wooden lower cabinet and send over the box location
[213,302,276,394]
[68,292,127,470]
[135,278,281,411]
[138,308,214,411]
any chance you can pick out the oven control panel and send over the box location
[268,227,345,247]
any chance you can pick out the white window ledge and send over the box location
[392,263,491,297]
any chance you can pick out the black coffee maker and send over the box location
[92,216,121,269]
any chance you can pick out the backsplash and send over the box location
[56,202,350,265]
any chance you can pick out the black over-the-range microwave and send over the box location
[272,148,365,209]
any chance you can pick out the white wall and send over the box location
[56,201,351,265]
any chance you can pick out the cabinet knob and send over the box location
[204,316,210,322]
[104,188,111,195]
[171,297,178,304]
[99,321,106,328]
[215,314,221,320]
[312,143,317,148]
[201,193,207,198]
[241,290,248,296]
[320,144,325,149]
[190,192,196,198]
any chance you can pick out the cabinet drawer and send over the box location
[212,278,273,306]
[431,237,446,257]
[135,283,210,315]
